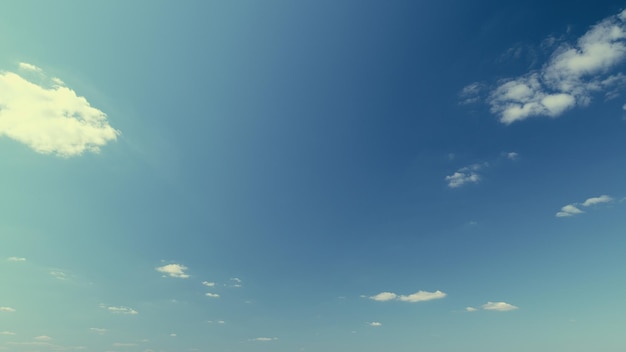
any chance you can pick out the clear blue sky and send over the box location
[2,1,626,351]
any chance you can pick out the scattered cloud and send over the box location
[0,63,120,157]
[505,152,519,160]
[205,293,220,298]
[465,307,478,312]
[201,281,215,287]
[482,301,519,311]
[169,333,177,337]
[6,257,26,262]
[0,331,16,335]
[556,195,614,217]
[229,277,243,287]
[368,322,382,327]
[50,271,68,280]
[459,82,485,104]
[106,306,138,315]
[113,342,137,347]
[0,307,16,312]
[369,290,446,303]
[473,10,626,123]
[446,163,484,188]
[156,264,190,279]
[34,336,52,341]
[369,292,397,302]
[252,337,278,342]
[89,328,107,335]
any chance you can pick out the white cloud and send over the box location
[474,10,626,123]
[89,328,107,334]
[106,306,138,315]
[369,290,446,303]
[582,195,613,206]
[207,320,225,324]
[205,292,220,298]
[50,271,68,280]
[368,322,382,327]
[169,333,177,337]
[252,337,278,342]
[459,82,484,104]
[229,277,243,287]
[156,264,190,279]
[556,195,614,217]
[398,290,447,303]
[369,292,397,302]
[34,336,52,341]
[505,152,519,160]
[6,257,26,262]
[18,62,42,72]
[0,63,119,157]
[556,204,584,217]
[482,301,519,311]
[0,331,16,335]
[0,307,16,312]
[446,163,484,188]
[202,281,215,287]
[465,307,477,312]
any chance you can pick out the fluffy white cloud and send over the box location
[446,163,484,188]
[368,322,382,327]
[6,257,26,262]
[465,307,477,312]
[156,264,190,279]
[471,10,626,123]
[556,195,614,217]
[556,204,584,217]
[369,292,397,301]
[252,337,278,342]
[0,307,16,312]
[398,290,447,303]
[582,195,613,206]
[0,63,119,157]
[482,301,519,311]
[369,290,446,303]
[202,281,215,287]
[106,306,138,315]
[205,293,220,298]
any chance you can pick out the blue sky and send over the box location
[2,1,626,351]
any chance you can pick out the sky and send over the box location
[1,1,626,351]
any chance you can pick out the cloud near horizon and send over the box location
[0,62,120,157]
[462,9,626,123]
[369,290,446,303]
[556,194,613,217]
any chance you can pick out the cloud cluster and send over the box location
[0,62,119,157]
[106,306,138,315]
[156,264,190,279]
[369,290,446,303]
[463,10,626,123]
[556,195,613,217]
[446,163,484,188]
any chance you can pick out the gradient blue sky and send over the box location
[2,1,626,351]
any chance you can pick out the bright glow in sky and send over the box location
[2,2,626,352]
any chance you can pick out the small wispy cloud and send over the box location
[89,328,107,335]
[464,10,626,123]
[446,163,483,188]
[251,337,278,342]
[201,281,215,287]
[105,306,138,315]
[205,293,220,298]
[368,322,382,327]
[6,257,26,262]
[556,195,614,217]
[0,331,16,335]
[229,277,243,287]
[34,336,52,341]
[459,82,485,104]
[0,307,16,312]
[169,333,177,337]
[505,152,519,160]
[481,301,519,311]
[465,307,478,312]
[156,264,190,279]
[0,63,120,157]
[112,342,137,347]
[368,290,446,303]
[207,320,225,324]
[50,271,68,280]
